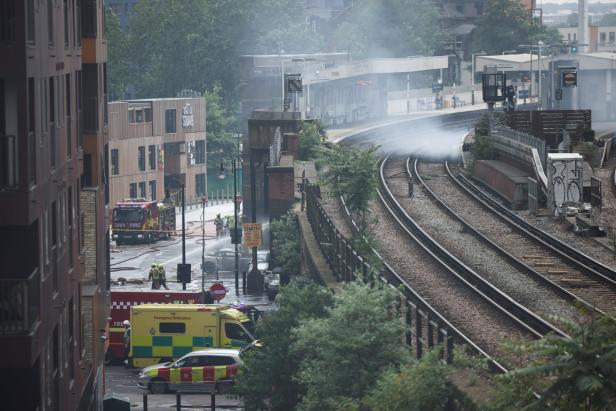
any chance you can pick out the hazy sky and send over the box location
[543,1,616,4]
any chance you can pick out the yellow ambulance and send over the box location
[129,304,255,368]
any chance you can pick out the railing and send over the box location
[0,268,40,334]
[304,184,468,365]
[83,97,99,133]
[0,135,18,189]
[492,124,546,165]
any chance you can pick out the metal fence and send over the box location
[492,124,546,165]
[304,184,477,365]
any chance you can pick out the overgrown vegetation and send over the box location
[237,277,616,410]
[573,142,598,171]
[270,211,301,276]
[298,121,326,161]
[471,134,496,160]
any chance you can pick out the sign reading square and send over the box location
[562,71,577,87]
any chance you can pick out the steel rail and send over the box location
[336,164,510,373]
[453,168,616,289]
[418,160,610,320]
[381,157,567,340]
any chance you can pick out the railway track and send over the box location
[439,163,616,314]
[360,156,568,371]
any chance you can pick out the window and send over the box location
[225,322,250,342]
[111,149,119,175]
[64,0,69,47]
[48,0,54,46]
[195,173,205,196]
[202,355,236,366]
[610,32,615,43]
[27,0,35,43]
[148,145,156,170]
[165,109,176,133]
[195,140,205,164]
[51,201,57,247]
[601,32,606,44]
[129,183,136,198]
[159,323,185,334]
[138,146,145,171]
[149,180,156,201]
[138,182,146,198]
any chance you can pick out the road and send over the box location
[109,201,274,309]
[106,364,243,410]
[106,201,274,408]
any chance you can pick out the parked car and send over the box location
[137,349,242,394]
[205,248,250,272]
[263,267,282,301]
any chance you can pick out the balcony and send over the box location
[0,268,40,334]
[0,135,18,190]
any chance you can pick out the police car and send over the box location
[137,349,242,394]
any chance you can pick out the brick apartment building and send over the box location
[0,1,109,410]
[108,97,207,208]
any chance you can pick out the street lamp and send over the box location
[519,41,549,110]
[471,52,487,105]
[216,132,242,296]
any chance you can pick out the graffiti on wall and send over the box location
[547,154,583,209]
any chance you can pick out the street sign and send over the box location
[555,88,563,100]
[562,71,577,87]
[209,282,227,301]
[286,75,302,93]
[243,223,262,248]
[432,83,443,93]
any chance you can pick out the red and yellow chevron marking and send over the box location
[149,365,238,384]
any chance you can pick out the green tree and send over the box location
[363,350,453,411]
[329,0,443,58]
[492,314,616,411]
[298,121,325,161]
[235,278,334,410]
[292,281,408,410]
[105,8,130,100]
[204,86,238,170]
[321,145,379,229]
[470,0,561,54]
[270,210,301,276]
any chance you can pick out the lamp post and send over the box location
[471,52,486,105]
[217,132,242,296]
[519,41,548,110]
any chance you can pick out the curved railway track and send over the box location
[440,163,616,314]
[347,156,569,371]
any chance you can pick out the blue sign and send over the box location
[432,83,443,93]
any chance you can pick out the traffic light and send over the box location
[570,42,578,53]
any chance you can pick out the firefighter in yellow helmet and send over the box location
[157,263,169,290]
[148,263,161,290]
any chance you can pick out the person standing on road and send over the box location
[148,263,161,289]
[123,320,131,365]
[158,263,169,290]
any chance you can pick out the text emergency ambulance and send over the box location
[129,304,255,368]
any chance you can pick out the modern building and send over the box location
[239,53,451,126]
[108,97,207,208]
[0,0,109,410]
[559,25,616,53]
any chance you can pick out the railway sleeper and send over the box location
[559,278,592,288]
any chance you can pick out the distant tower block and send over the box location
[578,0,589,53]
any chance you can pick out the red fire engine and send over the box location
[112,198,175,244]
[106,290,202,364]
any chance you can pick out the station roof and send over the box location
[476,52,616,72]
